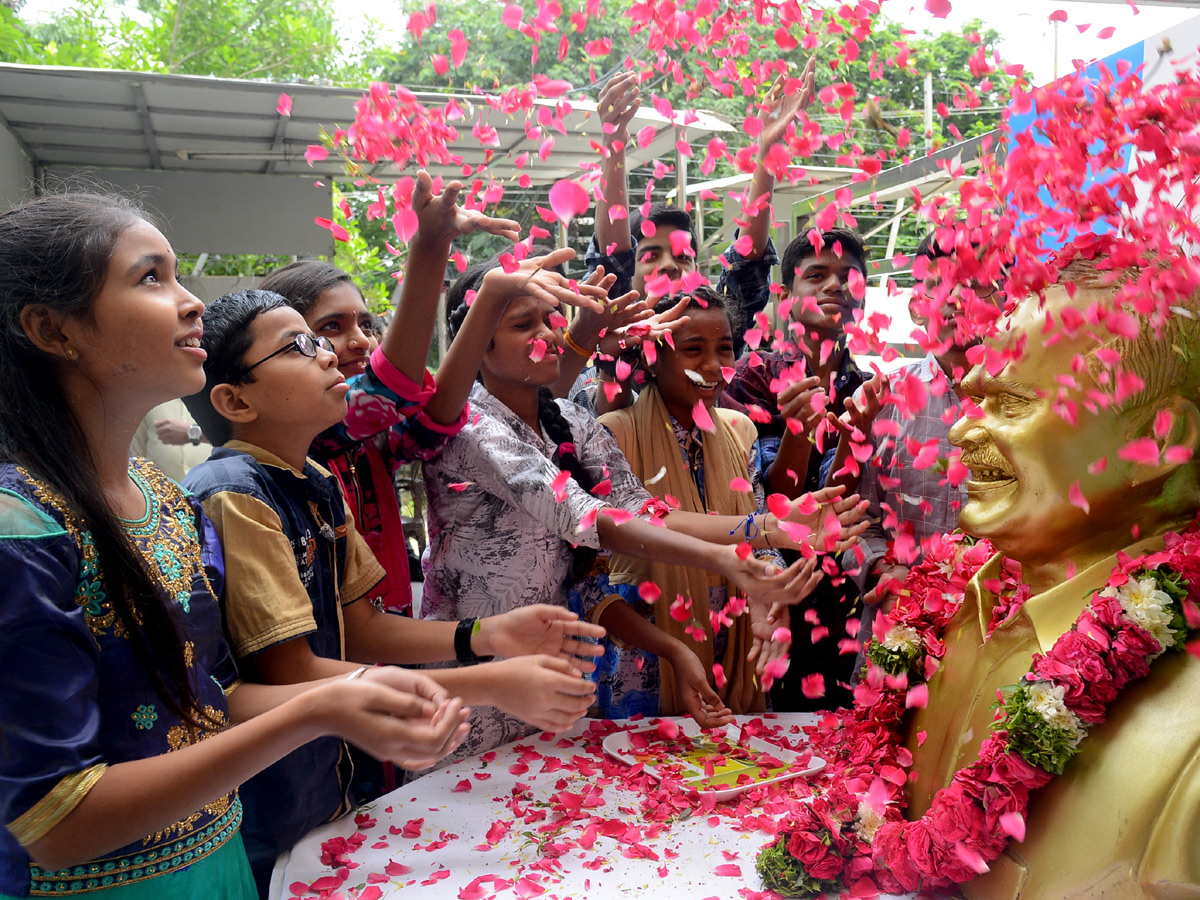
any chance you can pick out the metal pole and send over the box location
[674,125,688,208]
[924,71,934,155]
[881,198,905,288]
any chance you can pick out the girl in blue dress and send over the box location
[0,193,469,899]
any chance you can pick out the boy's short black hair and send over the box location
[915,229,954,262]
[629,201,694,245]
[183,288,289,446]
[780,227,867,292]
[914,228,1010,278]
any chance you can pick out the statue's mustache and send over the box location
[960,449,1015,477]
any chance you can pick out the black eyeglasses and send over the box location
[240,333,334,378]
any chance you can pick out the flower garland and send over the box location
[756,521,1200,898]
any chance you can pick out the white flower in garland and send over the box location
[853,800,886,842]
[1100,577,1175,651]
[1026,682,1086,748]
[881,624,920,654]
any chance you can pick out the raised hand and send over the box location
[412,169,521,246]
[487,656,597,733]
[600,293,693,364]
[778,375,828,437]
[480,604,605,673]
[478,247,608,314]
[598,71,642,146]
[758,56,817,152]
[563,266,653,354]
[827,371,886,440]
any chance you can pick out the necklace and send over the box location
[756,522,1200,897]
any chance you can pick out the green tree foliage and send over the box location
[3,0,372,82]
[369,2,1015,272]
[4,0,1018,295]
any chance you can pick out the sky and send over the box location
[19,0,1199,86]
[902,0,1197,84]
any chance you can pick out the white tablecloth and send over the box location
[272,714,835,900]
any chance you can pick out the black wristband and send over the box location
[454,617,493,664]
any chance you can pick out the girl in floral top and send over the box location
[0,193,468,899]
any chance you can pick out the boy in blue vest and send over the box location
[184,181,605,894]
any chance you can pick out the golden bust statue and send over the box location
[904,257,1200,900]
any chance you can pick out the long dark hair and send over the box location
[446,256,599,577]
[0,192,210,730]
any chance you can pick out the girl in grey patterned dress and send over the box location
[419,253,868,762]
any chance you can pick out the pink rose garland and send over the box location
[758,521,1200,897]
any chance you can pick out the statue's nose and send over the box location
[949,416,985,450]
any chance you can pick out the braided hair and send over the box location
[446,255,600,577]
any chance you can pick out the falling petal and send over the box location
[548,179,590,225]
[1068,480,1090,514]
[693,400,716,433]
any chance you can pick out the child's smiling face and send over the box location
[304,282,375,379]
[653,305,735,428]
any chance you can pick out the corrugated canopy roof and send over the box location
[0,62,737,184]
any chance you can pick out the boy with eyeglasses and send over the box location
[182,286,604,894]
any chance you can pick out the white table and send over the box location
[272,714,833,899]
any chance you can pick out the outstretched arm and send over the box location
[549,268,647,398]
[594,72,640,258]
[435,247,607,410]
[384,172,521,425]
[740,58,816,261]
[25,668,467,871]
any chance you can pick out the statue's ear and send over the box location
[1138,397,1200,477]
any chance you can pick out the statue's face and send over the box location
[949,283,1145,566]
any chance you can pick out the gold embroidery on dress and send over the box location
[15,463,237,859]
[148,705,232,844]
[125,461,218,614]
[15,461,217,641]
[7,764,108,848]
[16,467,129,639]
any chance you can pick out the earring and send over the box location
[65,347,79,361]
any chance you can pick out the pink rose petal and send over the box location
[693,400,716,433]
[1068,480,1090,514]
[548,179,590,225]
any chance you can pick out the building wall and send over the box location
[43,167,334,257]
[0,122,35,210]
